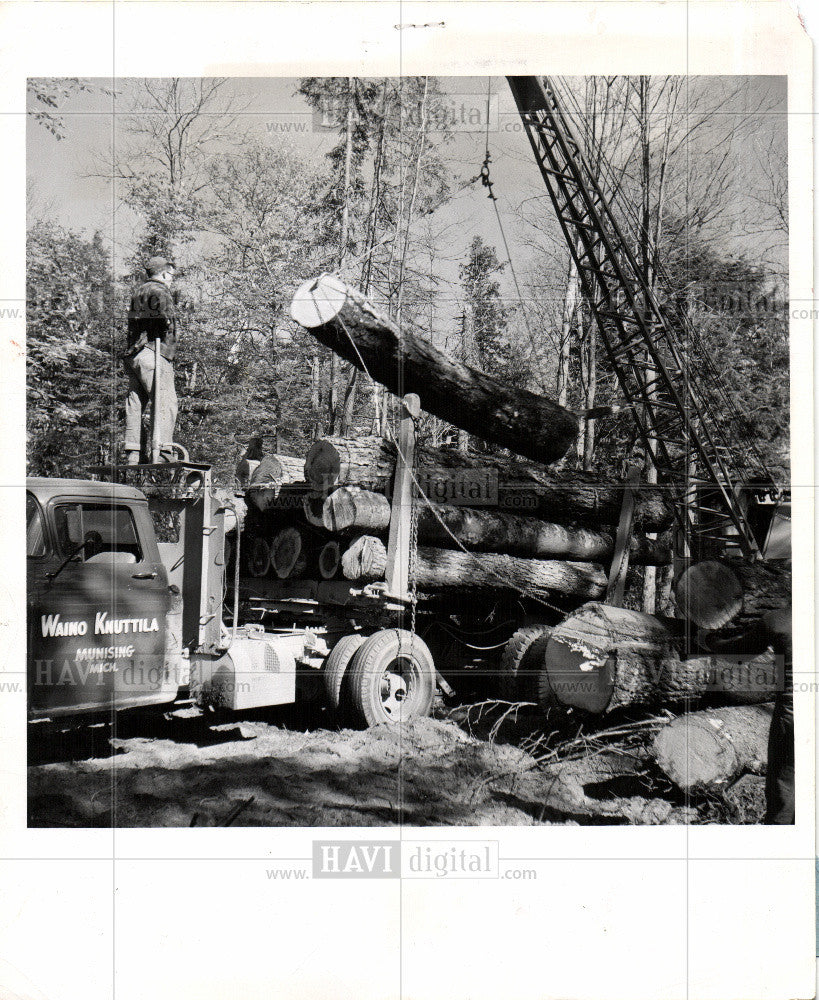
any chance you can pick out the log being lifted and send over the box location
[341,535,607,601]
[305,436,673,532]
[652,704,773,791]
[291,275,579,465]
[541,603,780,715]
[323,487,670,565]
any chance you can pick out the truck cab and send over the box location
[26,478,178,717]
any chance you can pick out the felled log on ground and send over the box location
[323,487,670,565]
[291,274,579,465]
[305,436,673,532]
[652,705,773,791]
[540,603,782,715]
[341,535,607,600]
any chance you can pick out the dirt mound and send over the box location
[28,710,701,827]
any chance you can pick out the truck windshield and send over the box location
[53,503,143,562]
[26,492,47,558]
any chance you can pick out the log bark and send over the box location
[341,535,607,600]
[323,486,392,532]
[269,527,304,579]
[323,487,670,564]
[291,274,579,464]
[304,436,673,531]
[652,705,773,791]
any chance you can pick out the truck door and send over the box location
[28,493,173,717]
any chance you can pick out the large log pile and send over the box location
[233,432,674,605]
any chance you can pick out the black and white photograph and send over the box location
[24,71,794,827]
[1,4,815,999]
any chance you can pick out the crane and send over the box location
[507,76,778,560]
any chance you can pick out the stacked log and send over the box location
[305,436,673,532]
[236,432,674,604]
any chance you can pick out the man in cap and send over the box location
[123,255,179,464]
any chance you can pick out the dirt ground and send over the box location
[27,699,764,828]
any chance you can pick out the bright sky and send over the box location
[27,75,787,332]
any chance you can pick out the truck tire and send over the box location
[323,633,365,715]
[499,625,553,703]
[347,629,436,727]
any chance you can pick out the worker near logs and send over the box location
[123,256,179,465]
[704,604,794,823]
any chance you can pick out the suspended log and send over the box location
[652,704,773,791]
[341,535,607,600]
[304,436,672,531]
[291,274,579,464]
[269,527,304,579]
[324,486,670,564]
[318,540,342,580]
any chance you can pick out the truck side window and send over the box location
[26,493,47,558]
[53,504,144,562]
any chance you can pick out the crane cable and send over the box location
[477,78,550,393]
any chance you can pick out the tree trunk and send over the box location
[558,257,578,408]
[291,275,579,465]
[304,436,673,531]
[323,486,670,564]
[652,704,773,791]
[269,527,304,579]
[341,535,607,600]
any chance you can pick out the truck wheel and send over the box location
[347,629,436,727]
[499,625,553,702]
[323,633,365,714]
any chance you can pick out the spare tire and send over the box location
[499,625,553,702]
[347,629,436,727]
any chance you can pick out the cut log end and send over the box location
[318,540,342,580]
[269,527,304,579]
[674,560,743,629]
[290,273,348,328]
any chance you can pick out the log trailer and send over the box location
[26,76,787,730]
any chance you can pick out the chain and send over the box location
[408,426,420,636]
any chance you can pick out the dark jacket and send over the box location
[126,279,178,361]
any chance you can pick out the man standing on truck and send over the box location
[124,256,179,465]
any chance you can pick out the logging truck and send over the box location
[26,453,445,728]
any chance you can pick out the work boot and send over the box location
[126,451,141,466]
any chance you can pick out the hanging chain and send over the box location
[408,421,420,637]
